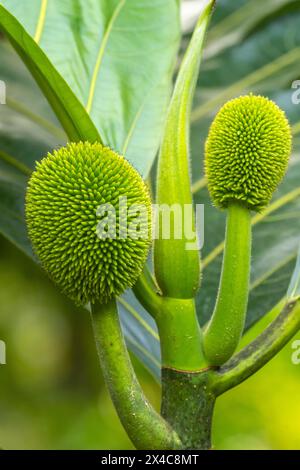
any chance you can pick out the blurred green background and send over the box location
[0,235,300,450]
[1,0,300,450]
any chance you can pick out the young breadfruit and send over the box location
[26,142,152,306]
[205,94,292,211]
[203,95,292,366]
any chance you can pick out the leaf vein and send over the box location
[85,0,126,114]
[34,0,48,44]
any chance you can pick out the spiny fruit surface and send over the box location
[26,142,152,305]
[205,94,292,211]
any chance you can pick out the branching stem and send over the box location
[211,299,300,395]
[90,299,181,450]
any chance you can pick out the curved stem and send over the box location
[203,202,251,366]
[90,299,181,450]
[133,265,163,319]
[212,299,300,396]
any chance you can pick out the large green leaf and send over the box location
[0,0,181,293]
[119,291,160,379]
[0,40,66,172]
[1,0,180,176]
[2,1,300,382]
[122,4,300,378]
[0,38,67,258]
[0,4,101,142]
[0,177,32,256]
[204,0,298,59]
[0,0,180,380]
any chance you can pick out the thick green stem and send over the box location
[90,299,181,450]
[156,297,208,371]
[212,299,300,395]
[161,368,215,450]
[204,202,251,365]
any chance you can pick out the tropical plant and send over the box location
[0,0,300,450]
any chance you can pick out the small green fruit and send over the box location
[26,142,152,305]
[205,94,292,211]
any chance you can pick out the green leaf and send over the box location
[118,293,161,379]
[287,245,300,300]
[205,0,297,59]
[0,39,66,259]
[0,177,32,257]
[192,17,300,125]
[3,0,300,380]
[0,0,181,379]
[122,2,300,374]
[1,0,180,176]
[0,41,66,177]
[0,4,101,143]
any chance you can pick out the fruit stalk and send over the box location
[203,94,292,365]
[203,202,251,365]
[90,299,181,450]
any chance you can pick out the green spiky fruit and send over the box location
[26,142,152,305]
[205,94,292,211]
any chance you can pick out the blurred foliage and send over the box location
[1,234,300,449]
[0,0,300,450]
[0,234,160,449]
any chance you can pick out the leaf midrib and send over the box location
[250,251,297,291]
[85,0,126,114]
[191,46,300,122]
[34,0,48,44]
[0,150,31,177]
[202,185,300,269]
